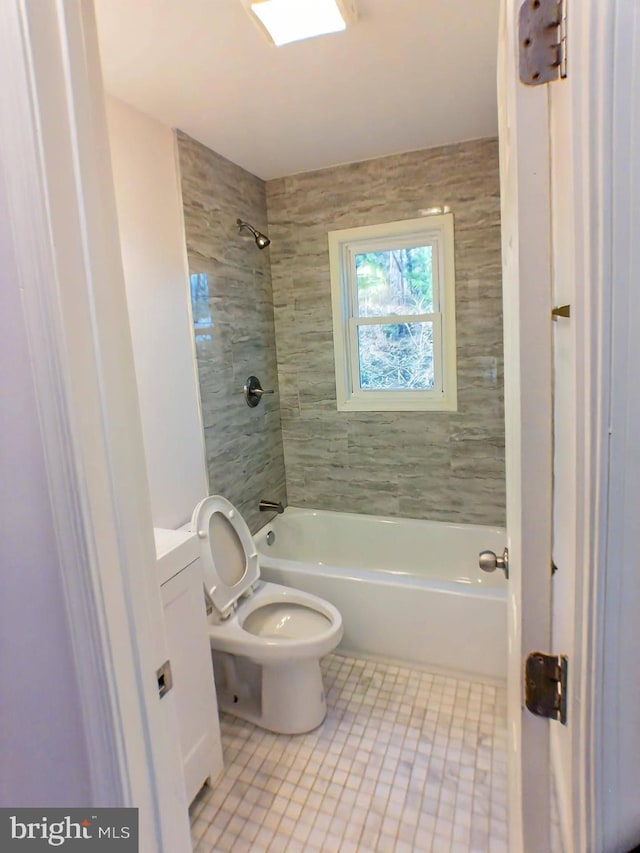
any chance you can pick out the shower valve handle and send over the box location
[244,375,274,407]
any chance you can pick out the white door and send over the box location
[498,2,554,850]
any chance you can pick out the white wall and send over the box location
[106,97,207,529]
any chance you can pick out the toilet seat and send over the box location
[192,495,260,617]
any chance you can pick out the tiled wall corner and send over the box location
[177,131,287,533]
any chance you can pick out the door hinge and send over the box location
[525,652,568,724]
[519,0,567,86]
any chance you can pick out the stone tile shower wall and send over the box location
[177,131,287,533]
[266,139,505,525]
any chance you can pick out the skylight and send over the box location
[248,0,357,47]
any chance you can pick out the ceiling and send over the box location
[95,0,500,180]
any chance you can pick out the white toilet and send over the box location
[191,495,343,734]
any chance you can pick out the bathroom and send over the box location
[99,1,511,849]
[6,1,640,853]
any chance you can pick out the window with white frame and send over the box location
[328,214,457,412]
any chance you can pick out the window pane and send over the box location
[355,245,433,317]
[357,323,435,390]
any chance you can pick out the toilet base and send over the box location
[261,658,327,734]
[215,655,328,735]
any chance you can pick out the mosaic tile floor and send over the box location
[190,654,508,852]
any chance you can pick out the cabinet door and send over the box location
[161,559,223,802]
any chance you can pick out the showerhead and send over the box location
[237,218,271,250]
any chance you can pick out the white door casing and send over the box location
[502,2,640,851]
[598,3,640,849]
[535,3,640,851]
[498,2,553,850]
[0,1,192,849]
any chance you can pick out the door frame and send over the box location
[591,3,640,850]
[0,2,191,850]
[501,1,640,851]
[543,3,640,850]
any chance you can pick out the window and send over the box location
[328,214,457,412]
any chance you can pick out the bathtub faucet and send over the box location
[259,499,284,514]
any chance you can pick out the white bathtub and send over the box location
[255,507,507,680]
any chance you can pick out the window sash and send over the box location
[347,315,443,396]
[328,214,457,412]
[347,236,441,319]
[345,238,443,397]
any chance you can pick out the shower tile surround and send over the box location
[177,132,287,533]
[190,654,508,852]
[178,133,505,527]
[267,139,505,526]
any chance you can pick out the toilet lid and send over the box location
[191,495,260,615]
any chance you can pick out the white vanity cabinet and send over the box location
[154,528,223,803]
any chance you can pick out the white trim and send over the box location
[595,3,640,850]
[0,1,125,804]
[328,214,458,412]
[546,4,613,851]
[543,3,638,851]
[0,1,191,849]
[498,2,554,849]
